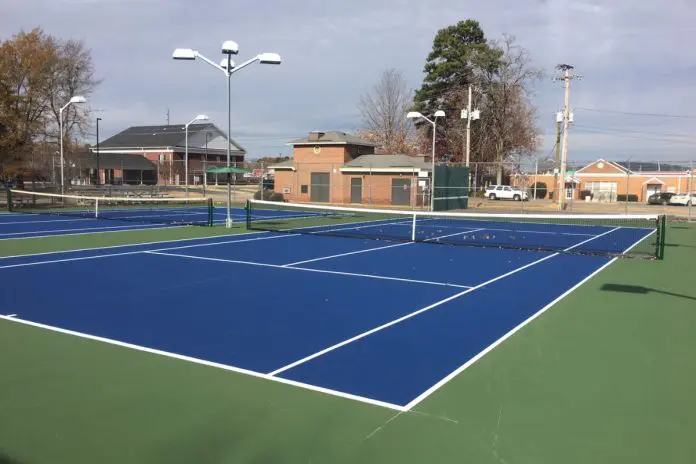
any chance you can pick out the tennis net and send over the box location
[7,189,214,226]
[247,199,666,259]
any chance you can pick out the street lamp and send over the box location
[184,114,209,198]
[407,110,445,211]
[173,42,281,228]
[59,95,86,195]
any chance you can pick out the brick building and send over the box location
[518,159,695,202]
[92,123,245,185]
[271,131,431,206]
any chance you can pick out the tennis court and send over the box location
[0,201,662,409]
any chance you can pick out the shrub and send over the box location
[269,192,285,202]
[531,182,547,199]
[617,194,639,202]
[253,189,277,200]
[548,191,554,200]
[579,189,593,200]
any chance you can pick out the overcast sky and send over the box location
[2,0,695,162]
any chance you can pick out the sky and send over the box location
[2,0,696,162]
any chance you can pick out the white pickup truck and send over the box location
[485,185,529,201]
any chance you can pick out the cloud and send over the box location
[1,0,694,161]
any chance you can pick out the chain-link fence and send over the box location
[3,154,694,221]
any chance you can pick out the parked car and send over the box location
[647,192,676,205]
[669,192,696,206]
[485,185,529,201]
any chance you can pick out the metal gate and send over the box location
[350,177,362,203]
[391,178,411,206]
[310,172,330,203]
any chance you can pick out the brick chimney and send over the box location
[308,131,325,141]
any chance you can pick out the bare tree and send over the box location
[473,35,543,183]
[46,37,100,152]
[357,69,416,154]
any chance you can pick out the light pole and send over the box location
[184,114,209,198]
[59,96,86,195]
[407,110,445,211]
[173,43,281,228]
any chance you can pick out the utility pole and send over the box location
[461,84,481,167]
[96,117,101,186]
[553,64,581,211]
[165,109,170,126]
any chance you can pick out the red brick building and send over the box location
[92,123,245,185]
[272,131,431,206]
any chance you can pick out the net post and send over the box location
[411,213,417,242]
[245,199,251,230]
[658,215,666,260]
[6,188,12,212]
[207,197,213,227]
[94,198,99,218]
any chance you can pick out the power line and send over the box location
[576,107,696,119]
[573,124,695,139]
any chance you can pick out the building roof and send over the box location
[267,159,294,170]
[288,131,377,147]
[98,123,246,153]
[86,153,156,170]
[342,154,430,171]
[614,161,691,173]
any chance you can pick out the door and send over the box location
[392,178,411,206]
[350,177,362,204]
[310,172,330,203]
[565,183,574,200]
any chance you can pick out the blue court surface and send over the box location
[0,216,656,410]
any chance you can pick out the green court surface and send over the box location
[1,222,695,463]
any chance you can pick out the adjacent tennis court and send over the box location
[0,201,661,409]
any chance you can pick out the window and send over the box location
[496,186,503,191]
[301,185,308,194]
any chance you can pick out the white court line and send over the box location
[0,222,166,238]
[403,226,655,410]
[0,314,405,412]
[0,225,184,242]
[0,217,96,225]
[282,242,413,267]
[266,227,620,377]
[0,233,298,270]
[4,314,17,318]
[0,230,269,260]
[281,225,487,267]
[146,251,472,289]
[409,223,596,237]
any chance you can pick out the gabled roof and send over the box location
[342,154,430,171]
[576,159,628,174]
[288,131,377,147]
[98,123,246,153]
[85,153,156,170]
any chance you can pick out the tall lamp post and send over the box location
[172,42,281,228]
[406,110,445,211]
[95,117,101,186]
[184,114,209,198]
[59,96,87,195]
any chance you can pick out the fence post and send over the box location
[689,160,694,223]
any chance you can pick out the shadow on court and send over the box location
[0,451,24,464]
[601,283,696,302]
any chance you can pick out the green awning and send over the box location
[205,166,251,174]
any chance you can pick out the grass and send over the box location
[0,222,694,463]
